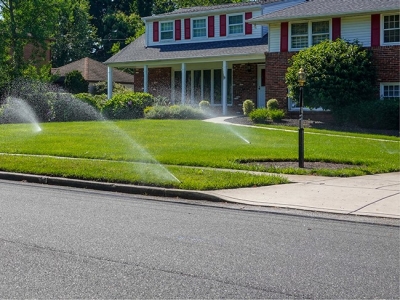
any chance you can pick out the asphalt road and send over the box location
[1,180,399,299]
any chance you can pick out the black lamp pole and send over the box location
[298,68,306,168]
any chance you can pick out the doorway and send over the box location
[257,65,266,108]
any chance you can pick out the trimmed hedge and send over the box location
[103,92,153,119]
[144,105,205,119]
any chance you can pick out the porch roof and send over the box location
[250,0,400,24]
[104,34,268,68]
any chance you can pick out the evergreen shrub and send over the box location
[103,92,154,119]
[243,99,255,116]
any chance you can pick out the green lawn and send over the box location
[0,119,398,190]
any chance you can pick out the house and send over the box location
[52,57,134,93]
[104,0,399,116]
[249,0,400,116]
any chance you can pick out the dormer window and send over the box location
[383,14,400,44]
[228,14,243,35]
[193,18,207,38]
[161,21,173,40]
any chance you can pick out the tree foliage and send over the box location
[52,0,98,67]
[286,39,376,112]
[64,70,88,94]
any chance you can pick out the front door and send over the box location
[257,65,266,108]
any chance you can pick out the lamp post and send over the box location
[297,68,306,168]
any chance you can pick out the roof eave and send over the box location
[249,8,400,25]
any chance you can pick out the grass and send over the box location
[0,119,398,190]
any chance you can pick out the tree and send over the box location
[52,0,99,67]
[285,39,376,113]
[0,0,61,77]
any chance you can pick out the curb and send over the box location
[0,171,224,203]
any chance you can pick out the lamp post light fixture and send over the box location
[297,67,306,168]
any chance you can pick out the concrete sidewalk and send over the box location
[205,172,400,219]
[202,116,400,218]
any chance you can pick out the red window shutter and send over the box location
[153,21,159,42]
[208,16,215,37]
[175,20,181,40]
[280,22,288,52]
[220,15,226,36]
[371,14,380,46]
[245,12,252,35]
[332,18,341,40]
[184,18,190,39]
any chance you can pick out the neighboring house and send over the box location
[105,0,400,116]
[52,57,134,93]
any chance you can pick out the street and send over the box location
[0,180,399,299]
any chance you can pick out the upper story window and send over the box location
[193,18,206,38]
[228,14,243,35]
[383,14,400,44]
[290,20,329,50]
[160,21,173,40]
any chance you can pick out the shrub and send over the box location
[286,39,376,113]
[153,95,171,106]
[249,108,269,124]
[335,99,399,130]
[75,93,107,110]
[145,105,205,119]
[268,109,286,122]
[267,99,279,110]
[50,93,102,122]
[243,99,255,116]
[91,81,129,95]
[199,100,210,110]
[64,70,88,94]
[103,92,153,119]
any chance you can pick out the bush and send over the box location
[103,92,153,119]
[267,99,279,110]
[199,100,210,110]
[249,108,268,124]
[64,70,88,94]
[268,109,285,122]
[286,39,376,112]
[145,105,205,119]
[243,99,255,116]
[49,93,102,122]
[335,99,399,130]
[75,93,107,110]
[91,81,130,95]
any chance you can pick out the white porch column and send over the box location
[143,65,149,93]
[107,66,113,99]
[222,60,228,116]
[181,63,186,105]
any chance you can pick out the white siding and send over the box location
[269,23,281,52]
[341,15,371,47]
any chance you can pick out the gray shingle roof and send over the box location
[52,57,134,83]
[143,0,282,20]
[105,34,268,66]
[250,0,400,23]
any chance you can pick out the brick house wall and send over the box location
[370,46,400,96]
[232,63,258,113]
[23,41,52,66]
[134,67,172,98]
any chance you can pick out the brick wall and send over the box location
[370,45,400,84]
[134,67,172,98]
[232,63,258,113]
[264,52,294,110]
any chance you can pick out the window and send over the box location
[381,83,400,98]
[160,22,173,40]
[228,14,243,35]
[383,14,400,44]
[193,18,206,38]
[290,20,329,50]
